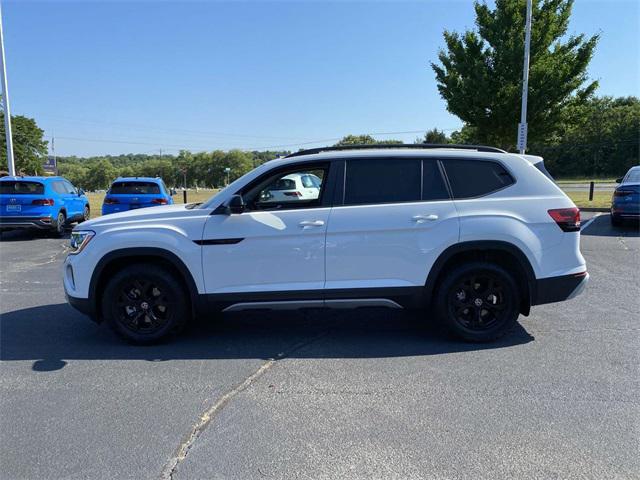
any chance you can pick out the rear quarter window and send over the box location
[0,181,45,195]
[442,159,514,199]
[110,182,161,194]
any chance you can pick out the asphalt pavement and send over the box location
[1,214,638,480]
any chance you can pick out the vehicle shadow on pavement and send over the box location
[0,303,534,371]
[581,214,640,237]
[0,229,71,242]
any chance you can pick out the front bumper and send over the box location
[0,216,54,229]
[532,271,589,305]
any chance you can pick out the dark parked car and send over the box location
[611,166,640,226]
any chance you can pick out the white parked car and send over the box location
[259,172,322,203]
[64,145,588,344]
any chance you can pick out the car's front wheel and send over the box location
[102,264,188,344]
[435,262,520,342]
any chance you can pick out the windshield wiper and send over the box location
[185,202,202,209]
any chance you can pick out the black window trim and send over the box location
[438,156,517,200]
[334,156,452,208]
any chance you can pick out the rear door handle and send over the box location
[299,220,325,228]
[412,214,439,223]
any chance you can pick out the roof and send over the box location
[0,176,63,182]
[113,177,162,182]
[285,143,506,158]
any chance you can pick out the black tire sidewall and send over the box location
[102,264,188,345]
[54,212,66,236]
[436,262,520,342]
[80,206,90,223]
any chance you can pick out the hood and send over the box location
[77,204,207,231]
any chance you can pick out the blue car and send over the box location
[0,176,90,236]
[611,166,640,226]
[102,177,173,215]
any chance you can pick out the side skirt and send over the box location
[204,287,426,313]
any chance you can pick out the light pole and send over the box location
[224,167,231,186]
[517,0,533,154]
[0,2,15,175]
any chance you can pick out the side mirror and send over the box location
[78,188,85,196]
[226,194,245,214]
[616,178,623,183]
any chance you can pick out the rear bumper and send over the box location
[532,271,589,305]
[0,216,53,229]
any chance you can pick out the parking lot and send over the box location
[0,212,638,480]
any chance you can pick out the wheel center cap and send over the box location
[140,301,149,310]
[474,298,483,307]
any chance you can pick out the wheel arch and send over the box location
[89,247,200,323]
[425,241,536,315]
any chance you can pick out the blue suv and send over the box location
[102,177,173,215]
[0,176,90,236]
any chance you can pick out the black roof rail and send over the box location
[285,143,507,158]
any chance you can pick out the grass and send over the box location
[564,190,611,208]
[556,178,617,184]
[86,189,219,218]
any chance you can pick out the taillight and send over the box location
[104,197,119,205]
[32,198,54,206]
[548,208,581,232]
[614,190,633,197]
[283,191,302,197]
[152,198,168,204]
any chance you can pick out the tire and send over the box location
[435,261,520,342]
[611,214,622,227]
[53,211,66,237]
[78,206,90,223]
[102,264,188,345]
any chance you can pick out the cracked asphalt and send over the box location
[1,213,638,480]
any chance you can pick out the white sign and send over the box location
[517,122,528,152]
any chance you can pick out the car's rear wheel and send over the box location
[611,214,622,227]
[53,211,66,236]
[435,262,520,342]
[102,264,188,344]
[79,206,90,223]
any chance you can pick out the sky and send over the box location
[3,0,639,157]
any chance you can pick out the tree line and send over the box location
[1,0,638,184]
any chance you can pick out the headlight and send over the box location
[69,230,95,255]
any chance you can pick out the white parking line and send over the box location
[581,213,603,232]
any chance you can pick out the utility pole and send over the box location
[0,2,15,175]
[517,0,533,154]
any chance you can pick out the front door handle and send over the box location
[299,220,325,228]
[412,214,439,223]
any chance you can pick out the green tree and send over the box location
[0,112,48,175]
[535,96,640,177]
[416,128,450,144]
[334,135,402,146]
[431,0,598,149]
[85,160,117,190]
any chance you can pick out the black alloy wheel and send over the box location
[103,264,188,344]
[436,262,520,342]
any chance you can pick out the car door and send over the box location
[325,157,459,291]
[62,180,82,219]
[201,162,335,296]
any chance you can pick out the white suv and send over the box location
[63,145,588,344]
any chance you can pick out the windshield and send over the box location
[0,181,45,195]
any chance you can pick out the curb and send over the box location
[579,207,609,212]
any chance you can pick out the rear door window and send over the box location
[442,159,514,199]
[0,181,45,195]
[110,182,161,194]
[344,158,421,205]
